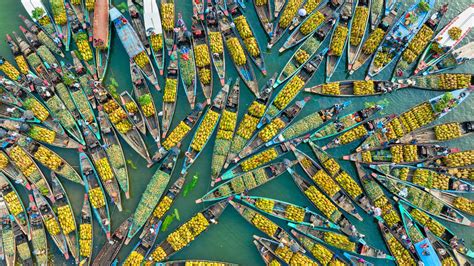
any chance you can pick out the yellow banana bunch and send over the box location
[300,12,324,35]
[353,80,374,95]
[57,205,76,234]
[226,37,246,66]
[163,78,178,103]
[134,51,150,69]
[323,158,340,176]
[312,170,340,197]
[321,82,340,95]
[362,28,385,55]
[0,59,21,80]
[241,148,278,171]
[151,34,163,52]
[162,121,191,150]
[274,75,304,110]
[255,198,274,213]
[161,3,175,30]
[236,114,259,139]
[350,7,369,45]
[334,171,362,198]
[330,26,348,56]
[4,191,23,215]
[191,110,219,152]
[45,217,61,235]
[89,187,106,208]
[209,32,223,54]
[304,186,337,218]
[251,213,278,236]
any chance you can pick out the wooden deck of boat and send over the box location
[93,0,109,48]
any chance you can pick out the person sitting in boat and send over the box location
[184,151,195,164]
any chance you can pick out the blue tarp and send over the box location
[414,238,441,266]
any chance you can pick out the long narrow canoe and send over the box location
[305,80,405,96]
[205,4,225,85]
[123,221,161,265]
[377,222,416,265]
[12,223,30,264]
[0,150,28,186]
[420,149,473,169]
[253,238,284,265]
[79,152,110,239]
[0,195,15,266]
[49,0,71,50]
[93,0,111,81]
[127,0,150,53]
[70,51,97,108]
[421,42,474,75]
[161,46,179,138]
[398,121,473,145]
[146,201,228,262]
[92,218,131,265]
[267,0,306,49]
[428,190,474,216]
[253,236,318,265]
[192,16,213,101]
[26,194,48,265]
[424,226,461,265]
[126,149,179,243]
[69,0,85,28]
[347,1,372,70]
[273,0,286,18]
[20,0,62,49]
[143,0,165,75]
[79,194,93,265]
[0,101,39,124]
[197,160,296,203]
[253,0,273,38]
[398,73,474,91]
[159,0,175,55]
[120,90,146,135]
[176,14,197,108]
[0,173,30,238]
[287,0,326,31]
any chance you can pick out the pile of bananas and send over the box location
[104,99,119,113]
[255,0,267,5]
[268,259,281,266]
[27,126,55,144]
[251,213,278,236]
[76,32,93,61]
[241,148,278,171]
[382,209,401,228]
[24,98,49,121]
[138,94,155,117]
[95,157,114,182]
[304,186,337,218]
[89,187,106,208]
[300,12,324,35]
[274,76,304,110]
[362,28,385,55]
[4,191,23,215]
[236,114,259,139]
[0,153,8,169]
[44,217,61,235]
[134,51,150,69]
[402,25,433,63]
[374,51,392,68]
[14,55,29,74]
[413,169,449,190]
[304,0,322,14]
[353,80,375,95]
[279,0,304,28]
[324,232,355,251]
[161,3,175,30]
[361,151,372,163]
[33,146,62,171]
[209,32,224,54]
[235,16,252,39]
[312,170,340,197]
[166,213,209,250]
[335,171,362,198]
[248,101,266,117]
[153,196,173,218]
[448,27,462,40]
[447,168,473,181]
[398,167,409,180]
[282,112,324,140]
[321,82,340,95]
[275,245,293,263]
[453,197,474,215]
[403,103,434,132]
[162,121,192,150]
[285,205,305,222]
[390,145,403,163]
[151,34,163,52]
[255,198,274,213]
[51,0,67,25]
[442,257,457,266]
[85,0,95,11]
[9,146,36,177]
[409,209,445,237]
[404,145,418,162]
[385,118,403,140]
[124,251,144,265]
[191,110,219,152]
[339,125,368,144]
[230,177,245,194]
[386,236,415,265]
[350,7,369,45]
[323,158,340,176]
[116,120,133,134]
[163,78,178,103]
[330,26,348,56]
[226,37,246,66]
[295,49,310,64]
[108,108,127,124]
[151,246,167,262]
[309,243,334,265]
[199,68,211,85]
[194,44,211,68]
[243,37,260,57]
[258,118,286,142]
[79,223,92,257]
[438,74,471,90]
[216,110,237,140]
[57,205,76,234]
[71,0,81,5]
[0,59,20,80]
[290,252,317,265]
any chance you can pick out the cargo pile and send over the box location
[76,32,93,61]
[285,205,305,222]
[282,112,324,140]
[51,0,67,25]
[402,25,433,63]
[390,145,419,163]
[321,82,340,95]
[452,197,473,215]
[300,12,324,35]
[255,0,267,5]
[339,125,368,144]
[226,37,246,66]
[138,94,155,117]
[241,148,278,171]
[258,118,286,142]
[382,209,401,227]
[191,110,219,152]
[235,16,260,57]
[166,213,210,251]
[0,153,8,169]
[161,3,175,30]
[14,55,28,74]
[162,121,191,150]
[350,7,369,45]
[150,34,163,52]
[23,98,49,121]
[279,0,304,28]
[443,150,474,167]
[89,187,106,208]
[448,27,462,40]
[72,90,94,122]
[334,171,362,198]
[434,122,462,140]
[447,168,473,180]
[37,46,57,67]
[312,170,340,197]
[437,74,471,90]
[9,146,36,177]
[409,209,445,237]
[330,26,348,56]
[304,186,337,218]
[373,51,392,68]
[163,78,178,103]
[273,76,305,110]
[303,0,321,13]
[104,100,133,134]
[385,235,415,265]
[85,0,95,10]
[27,125,56,144]
[153,196,173,218]
[57,205,76,234]
[124,251,144,265]
[255,198,274,213]
[353,80,375,95]
[441,257,457,266]
[362,28,385,55]
[150,246,167,262]
[0,59,20,80]
[236,114,260,139]
[216,110,237,140]
[251,213,278,236]
[180,49,196,86]
[295,50,310,64]
[306,241,335,265]
[4,191,23,215]
[322,158,340,176]
[323,232,355,251]
[95,157,114,182]
[209,32,224,54]
[194,44,211,68]
[33,146,62,171]
[79,223,92,257]
[134,51,150,69]
[44,217,61,235]
[412,169,449,190]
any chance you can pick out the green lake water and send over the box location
[0,0,472,264]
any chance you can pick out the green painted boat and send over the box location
[398,73,474,91]
[0,173,30,238]
[305,80,404,96]
[26,193,48,265]
[176,14,197,108]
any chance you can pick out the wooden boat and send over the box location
[127,0,150,54]
[79,194,93,265]
[143,0,165,75]
[372,173,473,227]
[267,0,306,49]
[356,89,471,152]
[424,227,460,265]
[92,218,131,265]
[234,194,339,230]
[287,0,327,32]
[15,136,83,185]
[26,194,48,265]
[0,173,30,238]
[161,46,179,138]
[261,50,326,125]
[422,41,474,75]
[92,82,151,162]
[50,173,79,263]
[109,7,159,89]
[120,90,146,135]
[123,221,161,265]
[151,102,206,165]
[225,80,275,168]
[415,6,474,75]
[273,0,286,18]
[323,114,396,150]
[32,188,69,260]
[0,101,40,124]
[180,81,230,177]
[126,149,179,243]
[253,239,284,265]
[377,222,416,265]
[0,195,15,266]
[218,9,258,95]
[347,0,372,70]
[367,0,436,78]
[310,105,381,140]
[399,73,474,91]
[82,0,95,39]
[210,79,240,183]
[0,150,28,186]
[344,253,374,266]
[14,222,34,265]
[230,201,305,253]
[196,160,296,203]
[391,5,448,80]
[69,0,85,28]
[228,3,267,75]
[253,236,317,265]
[326,0,357,81]
[237,98,309,161]
[176,14,197,108]
[93,0,111,81]
[309,142,372,214]
[205,4,225,85]
[370,0,383,30]
[191,16,213,101]
[160,0,175,55]
[160,260,236,266]
[253,0,273,37]
[79,152,110,238]
[69,50,97,108]
[428,190,474,216]
[305,80,406,96]
[146,201,228,262]
[397,121,473,145]
[294,149,364,221]
[291,229,350,265]
[48,0,71,50]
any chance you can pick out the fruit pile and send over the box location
[24,98,49,122]
[447,168,473,181]
[382,209,401,228]
[255,0,267,5]
[134,51,150,69]
[124,251,144,265]
[0,153,8,169]
[249,101,266,117]
[385,236,415,265]
[235,16,252,39]
[300,11,324,35]
[453,197,473,215]
[335,171,362,198]
[153,196,173,218]
[412,169,449,190]
[226,37,246,66]
[162,121,191,150]
[89,187,106,208]
[279,0,304,28]
[402,25,433,63]
[398,167,409,180]
[33,146,62,171]
[308,242,334,265]
[198,68,211,85]
[57,205,76,234]
[255,198,274,213]
[434,122,462,140]
[15,55,29,74]
[441,257,457,266]
[303,0,321,13]
[79,223,92,257]
[290,252,317,265]
[323,158,340,176]
[282,112,324,140]
[312,170,340,197]
[116,120,133,134]
[191,110,219,152]
[194,44,211,68]
[362,28,385,55]
[241,148,278,171]
[164,78,178,103]
[236,114,259,139]
[353,80,375,95]
[330,26,348,56]
[151,246,167,262]
[438,74,471,90]
[138,94,155,117]
[105,100,133,134]
[285,205,305,222]
[51,0,67,25]
[409,209,445,237]
[209,32,224,54]
[161,3,175,30]
[295,49,310,64]
[76,32,93,61]
[321,82,340,95]
[27,125,56,144]
[243,37,260,57]
[402,103,435,133]
[166,213,210,250]
[9,146,36,177]
[216,110,237,140]
[323,232,355,251]
[259,118,286,142]
[448,27,462,40]
[251,213,278,236]
[350,7,369,45]
[275,245,293,263]
[443,150,473,167]
[274,76,304,110]
[181,49,197,86]
[85,0,95,11]
[45,217,61,236]
[304,186,337,218]
[95,157,114,182]
[373,51,392,68]
[0,59,20,80]
[4,191,23,215]
[390,145,418,163]
[151,34,163,52]
[339,125,368,144]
